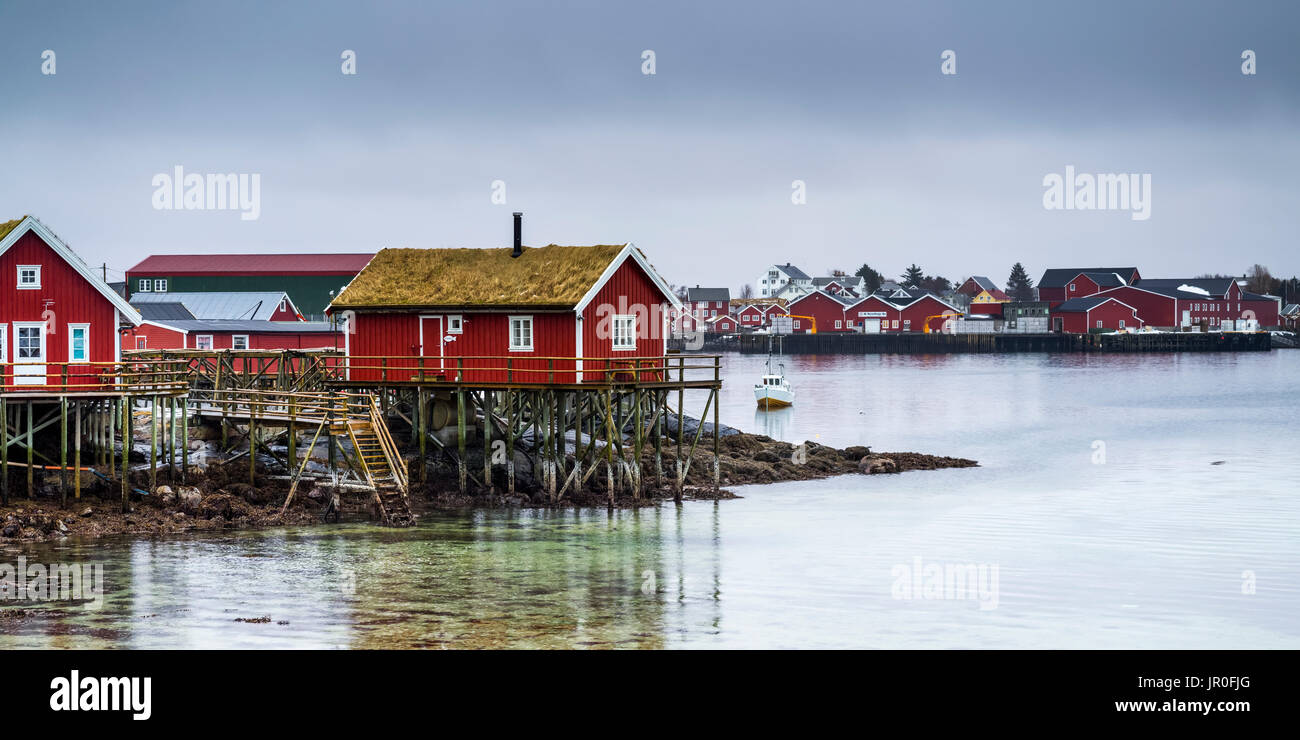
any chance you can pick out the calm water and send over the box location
[2,352,1297,649]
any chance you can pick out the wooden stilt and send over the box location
[483,390,491,494]
[120,397,129,513]
[60,397,68,509]
[457,388,467,494]
[74,403,82,499]
[1,397,8,506]
[417,388,427,483]
[180,397,188,484]
[505,389,515,495]
[26,401,34,498]
[150,396,159,492]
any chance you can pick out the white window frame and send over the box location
[0,324,6,362]
[14,322,46,361]
[154,278,168,292]
[195,335,214,350]
[1118,320,1126,330]
[68,323,91,362]
[834,320,842,329]
[231,335,250,350]
[1069,283,1076,292]
[508,315,533,352]
[279,298,287,313]
[612,314,637,350]
[447,314,463,334]
[137,278,152,293]
[135,336,148,350]
[17,265,41,289]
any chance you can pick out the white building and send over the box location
[757,263,812,298]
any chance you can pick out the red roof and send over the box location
[128,253,374,276]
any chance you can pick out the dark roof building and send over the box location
[686,286,731,303]
[126,252,374,318]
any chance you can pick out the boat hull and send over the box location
[754,386,794,409]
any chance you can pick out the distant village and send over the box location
[3,211,1298,378]
[672,263,1298,336]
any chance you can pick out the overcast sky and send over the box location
[1,0,1296,292]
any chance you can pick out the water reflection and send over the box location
[753,406,793,439]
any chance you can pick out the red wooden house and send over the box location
[785,290,857,333]
[842,291,960,333]
[1037,267,1141,307]
[1050,296,1144,333]
[1,216,141,390]
[705,314,738,334]
[330,233,680,385]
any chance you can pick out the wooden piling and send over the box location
[60,397,68,508]
[1,397,8,505]
[74,403,82,499]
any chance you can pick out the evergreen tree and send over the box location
[855,263,884,293]
[1006,262,1035,301]
[900,263,925,287]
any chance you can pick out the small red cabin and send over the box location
[331,241,680,385]
[1,216,141,390]
[1050,296,1145,333]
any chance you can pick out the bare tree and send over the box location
[1246,264,1273,294]
[739,283,755,300]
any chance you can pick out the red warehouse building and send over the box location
[842,291,961,333]
[1050,296,1145,333]
[785,290,857,333]
[1037,267,1142,308]
[129,319,341,351]
[1080,278,1279,330]
[1,216,141,390]
[330,231,680,385]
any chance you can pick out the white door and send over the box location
[13,322,47,385]
[418,316,444,374]
[864,318,881,334]
[1181,310,1191,327]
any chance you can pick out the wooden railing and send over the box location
[327,354,722,388]
[1,360,191,395]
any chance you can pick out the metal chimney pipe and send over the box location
[512,212,523,258]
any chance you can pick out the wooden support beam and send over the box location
[1,397,8,505]
[27,401,34,498]
[60,397,68,509]
[74,403,82,499]
[457,388,467,494]
[150,396,158,492]
[120,397,129,513]
[482,390,493,493]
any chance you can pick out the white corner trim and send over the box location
[573,243,684,316]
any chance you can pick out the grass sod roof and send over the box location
[330,244,630,309]
[0,216,26,243]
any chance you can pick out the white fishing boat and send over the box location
[754,355,794,409]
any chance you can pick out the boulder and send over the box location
[79,507,94,518]
[176,486,203,511]
[858,456,898,475]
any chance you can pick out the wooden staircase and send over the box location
[344,396,413,527]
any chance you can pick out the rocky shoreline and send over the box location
[1,430,977,543]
